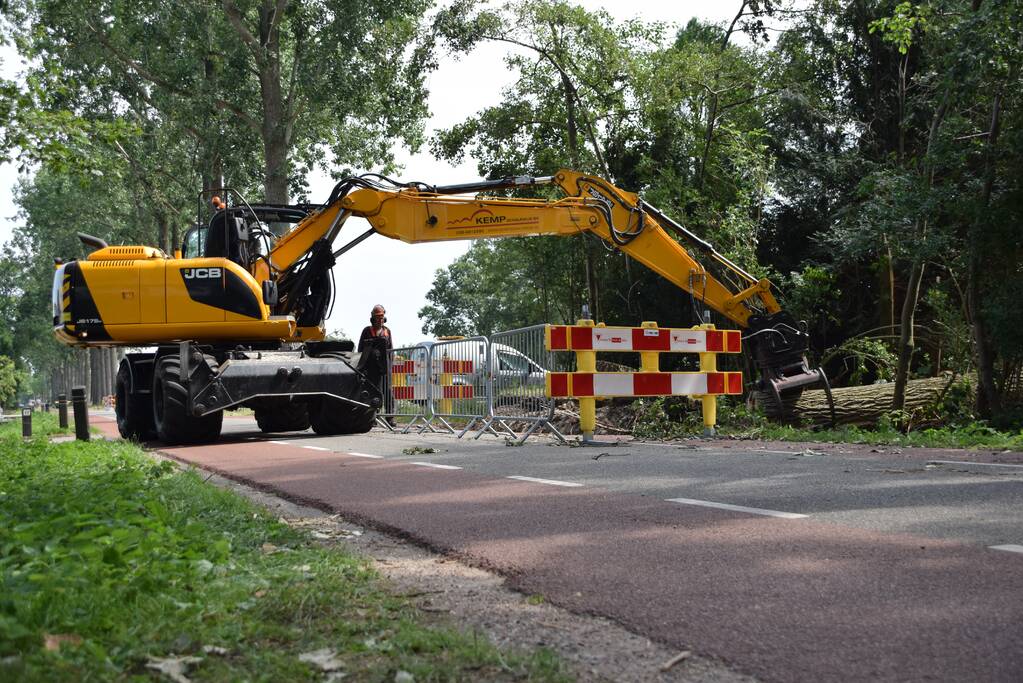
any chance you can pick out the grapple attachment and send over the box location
[745,312,835,424]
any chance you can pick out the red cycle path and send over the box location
[94,418,1023,682]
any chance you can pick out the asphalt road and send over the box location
[94,414,1023,682]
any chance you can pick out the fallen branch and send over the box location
[660,650,691,671]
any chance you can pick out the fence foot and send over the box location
[546,423,568,443]
[456,417,480,439]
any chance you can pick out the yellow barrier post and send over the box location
[438,350,453,417]
[639,321,659,373]
[576,318,597,441]
[697,323,717,436]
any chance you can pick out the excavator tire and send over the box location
[254,399,310,433]
[153,355,223,445]
[115,361,154,441]
[308,397,376,436]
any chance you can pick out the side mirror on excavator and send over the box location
[261,280,279,307]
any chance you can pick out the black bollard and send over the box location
[21,406,31,438]
[71,386,90,441]
[57,394,68,429]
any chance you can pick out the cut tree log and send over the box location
[786,373,965,427]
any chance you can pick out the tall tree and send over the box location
[8,0,434,205]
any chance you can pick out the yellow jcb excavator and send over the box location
[52,169,832,444]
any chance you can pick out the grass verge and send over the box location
[0,421,570,681]
[633,398,1023,450]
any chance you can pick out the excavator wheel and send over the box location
[254,399,310,433]
[115,361,154,441]
[308,397,376,436]
[152,355,223,445]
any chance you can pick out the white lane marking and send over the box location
[269,440,291,446]
[303,446,330,451]
[410,461,462,470]
[666,497,808,519]
[758,449,799,455]
[507,475,582,488]
[929,460,1023,470]
[990,544,1023,554]
[346,452,384,459]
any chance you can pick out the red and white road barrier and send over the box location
[546,371,743,398]
[546,325,741,353]
[545,320,744,438]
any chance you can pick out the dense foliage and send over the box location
[421,0,1023,426]
[1,0,1021,427]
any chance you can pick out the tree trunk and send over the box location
[793,374,963,428]
[892,78,952,410]
[892,258,925,411]
[560,69,598,320]
[259,1,290,208]
[156,211,170,254]
[83,348,92,403]
[880,234,895,332]
[967,89,1003,417]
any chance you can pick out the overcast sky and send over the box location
[0,1,743,346]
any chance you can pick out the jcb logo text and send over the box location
[182,267,222,280]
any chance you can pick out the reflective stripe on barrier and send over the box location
[546,371,743,398]
[546,325,742,353]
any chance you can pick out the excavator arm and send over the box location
[266,168,830,414]
[268,169,779,326]
[334,169,780,327]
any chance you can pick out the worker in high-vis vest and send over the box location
[359,304,394,420]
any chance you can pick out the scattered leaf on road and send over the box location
[402,446,438,455]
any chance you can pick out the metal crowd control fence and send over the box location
[374,321,741,443]
[379,345,431,432]
[545,320,743,439]
[482,325,567,443]
[427,337,491,436]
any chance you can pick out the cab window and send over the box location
[181,226,205,259]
